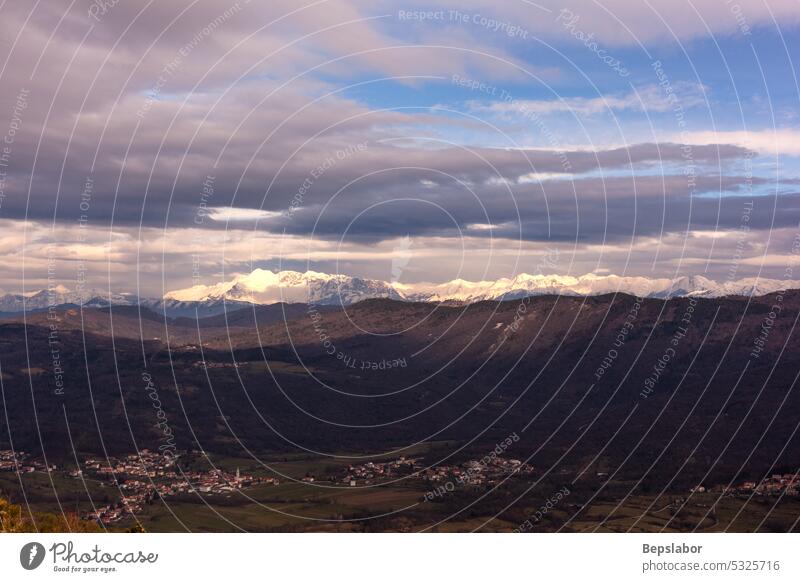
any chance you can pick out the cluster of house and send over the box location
[0,449,57,474]
[422,457,534,487]
[733,474,799,497]
[193,360,242,369]
[317,455,534,490]
[690,474,799,497]
[334,456,422,486]
[77,450,277,524]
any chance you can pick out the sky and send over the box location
[1,0,799,297]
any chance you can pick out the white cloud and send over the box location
[680,129,800,157]
[470,83,708,118]
[205,207,285,222]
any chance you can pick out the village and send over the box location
[731,473,800,497]
[320,455,535,494]
[1,449,276,524]
[327,456,423,486]
[690,473,800,498]
[422,456,535,486]
[81,450,279,523]
[0,449,57,474]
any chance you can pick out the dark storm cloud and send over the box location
[0,88,754,233]
[276,171,796,243]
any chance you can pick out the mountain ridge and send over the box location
[3,269,799,315]
[163,268,800,305]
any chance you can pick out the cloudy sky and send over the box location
[1,0,799,296]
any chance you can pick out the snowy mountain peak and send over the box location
[163,269,403,305]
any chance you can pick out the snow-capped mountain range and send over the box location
[2,269,799,316]
[0,287,242,318]
[163,269,405,305]
[0,286,137,313]
[164,268,800,305]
